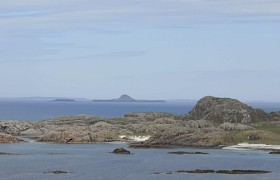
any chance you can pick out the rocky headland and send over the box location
[1,96,280,148]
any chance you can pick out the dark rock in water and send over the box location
[168,151,208,155]
[0,152,20,155]
[216,170,271,174]
[46,170,68,174]
[112,148,131,154]
[185,96,270,124]
[269,151,280,154]
[177,169,215,174]
[175,169,271,174]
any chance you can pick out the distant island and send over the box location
[52,99,76,102]
[93,94,165,103]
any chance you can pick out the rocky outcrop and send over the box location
[0,132,22,143]
[0,121,33,135]
[270,111,280,121]
[185,96,270,124]
[218,122,255,131]
[130,127,234,148]
[124,112,174,119]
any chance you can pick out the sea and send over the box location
[1,100,280,180]
[0,100,196,121]
[0,100,279,121]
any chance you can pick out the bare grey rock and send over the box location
[185,96,270,124]
[0,121,33,135]
[218,122,255,131]
[0,132,22,143]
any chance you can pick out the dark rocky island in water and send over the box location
[93,94,165,103]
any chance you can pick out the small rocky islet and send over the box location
[153,169,271,175]
[44,170,68,174]
[0,96,280,148]
[112,148,131,154]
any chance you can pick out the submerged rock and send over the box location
[269,151,280,154]
[46,170,68,174]
[0,152,20,155]
[168,151,208,155]
[177,169,215,174]
[175,169,271,174]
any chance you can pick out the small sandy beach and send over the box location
[224,143,280,151]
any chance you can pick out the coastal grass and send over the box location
[253,124,280,134]
[230,126,280,145]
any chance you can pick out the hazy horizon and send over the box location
[1,95,280,103]
[1,0,280,101]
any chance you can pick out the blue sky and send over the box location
[0,0,280,101]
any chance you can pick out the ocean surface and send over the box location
[1,142,280,180]
[0,100,279,121]
[1,101,280,180]
[0,101,195,121]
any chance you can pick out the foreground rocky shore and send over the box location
[1,96,280,148]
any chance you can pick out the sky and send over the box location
[0,0,280,101]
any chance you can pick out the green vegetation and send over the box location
[254,124,280,134]
[230,123,280,145]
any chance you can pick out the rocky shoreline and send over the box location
[1,96,280,148]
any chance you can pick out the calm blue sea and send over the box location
[0,100,279,121]
[0,101,195,121]
[0,143,280,180]
[1,101,280,180]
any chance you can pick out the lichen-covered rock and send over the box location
[270,111,280,121]
[131,127,234,148]
[0,121,33,135]
[185,96,270,124]
[218,122,255,131]
[186,120,214,129]
[0,132,22,143]
[124,112,174,120]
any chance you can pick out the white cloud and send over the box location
[0,0,280,32]
[0,0,279,61]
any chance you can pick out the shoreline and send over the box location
[7,137,280,152]
[223,143,280,151]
